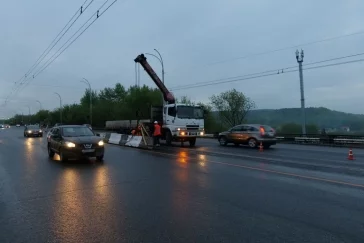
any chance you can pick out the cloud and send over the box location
[1,0,364,118]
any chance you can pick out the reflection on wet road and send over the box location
[1,127,364,242]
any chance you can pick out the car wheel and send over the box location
[48,145,55,158]
[96,155,104,162]
[218,136,227,146]
[59,149,68,162]
[248,138,257,148]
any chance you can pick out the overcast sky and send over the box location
[1,0,364,118]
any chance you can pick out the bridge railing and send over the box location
[276,134,364,147]
[96,128,364,147]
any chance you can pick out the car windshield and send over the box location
[62,127,94,137]
[27,125,39,129]
[177,106,204,119]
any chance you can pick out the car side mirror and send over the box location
[96,133,100,137]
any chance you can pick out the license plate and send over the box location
[82,149,95,153]
[190,133,196,136]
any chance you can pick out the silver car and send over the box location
[218,124,277,148]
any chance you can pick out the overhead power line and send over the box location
[33,0,118,79]
[170,57,364,91]
[6,0,95,104]
[208,30,364,66]
[170,51,364,90]
[14,0,94,86]
[7,0,120,102]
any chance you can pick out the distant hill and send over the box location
[243,107,364,131]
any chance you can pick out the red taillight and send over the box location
[259,126,265,136]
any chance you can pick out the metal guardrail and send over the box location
[276,134,364,147]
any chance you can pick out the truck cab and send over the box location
[152,103,205,146]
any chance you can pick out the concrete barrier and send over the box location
[100,132,152,149]
[108,133,122,145]
[125,136,143,147]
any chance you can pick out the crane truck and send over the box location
[105,54,205,147]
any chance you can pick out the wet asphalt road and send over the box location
[1,127,364,243]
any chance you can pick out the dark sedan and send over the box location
[47,125,104,162]
[24,125,43,137]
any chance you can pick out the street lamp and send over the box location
[145,49,165,105]
[80,78,92,126]
[54,92,63,123]
[25,105,31,124]
[36,100,42,111]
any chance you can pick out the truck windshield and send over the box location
[177,106,204,119]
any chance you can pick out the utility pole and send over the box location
[81,78,92,126]
[54,92,63,123]
[296,49,306,136]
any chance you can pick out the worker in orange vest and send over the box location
[153,121,161,146]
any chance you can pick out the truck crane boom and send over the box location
[134,54,175,104]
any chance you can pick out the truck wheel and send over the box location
[189,138,196,147]
[166,131,172,146]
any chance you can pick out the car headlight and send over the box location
[65,142,76,148]
[200,132,204,136]
[39,130,42,132]
[28,131,32,133]
[180,132,185,136]
[98,140,104,146]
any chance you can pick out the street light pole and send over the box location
[54,92,63,123]
[296,49,306,136]
[36,100,42,126]
[36,100,42,111]
[145,49,165,106]
[154,49,165,85]
[25,105,31,124]
[81,78,92,126]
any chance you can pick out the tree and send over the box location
[276,123,319,135]
[176,95,195,105]
[210,89,255,127]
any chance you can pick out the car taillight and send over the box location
[259,126,265,136]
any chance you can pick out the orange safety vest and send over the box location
[153,124,161,136]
